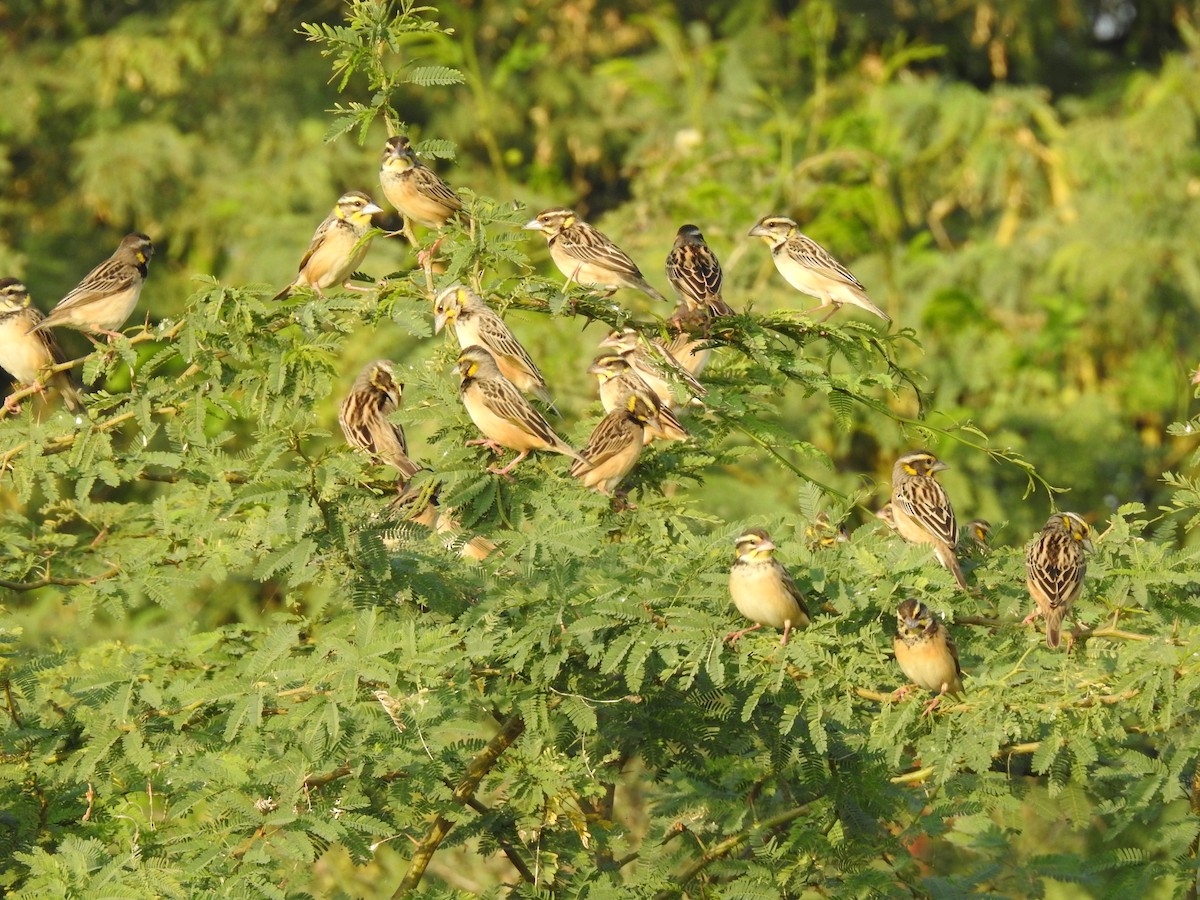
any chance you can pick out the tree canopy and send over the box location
[2,1,1200,897]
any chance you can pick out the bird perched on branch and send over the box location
[380,135,462,232]
[1024,512,1093,649]
[455,345,581,477]
[893,598,964,716]
[524,207,667,303]
[434,284,555,408]
[599,327,705,410]
[339,359,421,485]
[726,528,810,646]
[890,450,968,591]
[32,233,153,341]
[0,279,82,412]
[273,191,382,301]
[571,394,661,496]
[748,215,889,323]
[587,353,687,444]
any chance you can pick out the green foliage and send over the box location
[2,1,1200,898]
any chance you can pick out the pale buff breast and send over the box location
[0,315,52,383]
[729,563,806,630]
[462,383,548,453]
[549,244,619,289]
[300,228,368,291]
[577,439,641,494]
[894,635,960,695]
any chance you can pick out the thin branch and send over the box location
[460,794,537,884]
[0,565,120,592]
[652,794,826,899]
[392,713,525,897]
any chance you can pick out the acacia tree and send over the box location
[2,2,1200,898]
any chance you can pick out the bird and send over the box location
[273,191,382,301]
[587,353,687,444]
[963,519,992,556]
[570,394,661,496]
[747,215,890,322]
[1024,512,1094,649]
[665,224,734,319]
[338,359,422,484]
[726,528,811,646]
[523,207,667,303]
[379,135,462,231]
[890,450,968,591]
[0,279,82,412]
[455,345,582,476]
[893,598,964,716]
[31,233,153,341]
[391,481,497,562]
[598,327,705,409]
[803,512,849,550]
[433,284,555,408]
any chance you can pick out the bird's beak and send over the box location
[1082,535,1095,553]
[757,538,776,553]
[597,333,618,348]
[364,202,384,216]
[586,361,605,376]
[930,460,950,473]
[523,218,544,231]
[747,223,769,239]
[434,311,448,334]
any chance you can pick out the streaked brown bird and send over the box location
[0,279,82,412]
[890,450,968,591]
[726,528,810,646]
[339,359,421,484]
[274,191,382,301]
[524,207,667,303]
[1024,512,1093,649]
[379,135,462,231]
[456,345,581,476]
[32,233,153,341]
[748,215,889,322]
[570,394,661,496]
[587,353,687,444]
[893,597,964,716]
[598,327,705,410]
[665,224,733,319]
[434,284,555,408]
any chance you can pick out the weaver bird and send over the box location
[748,215,889,322]
[726,528,810,646]
[524,207,667,302]
[0,279,82,412]
[599,327,705,409]
[588,353,687,444]
[1024,512,1093,649]
[33,233,153,341]
[434,284,555,407]
[455,345,581,476]
[893,597,964,716]
[338,359,421,484]
[890,450,968,591]
[570,394,661,496]
[665,224,733,318]
[273,191,382,301]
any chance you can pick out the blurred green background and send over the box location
[2,0,1199,545]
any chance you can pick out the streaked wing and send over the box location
[646,339,706,396]
[1027,533,1085,608]
[574,412,636,471]
[559,226,644,281]
[55,259,136,312]
[479,378,558,446]
[896,479,957,547]
[296,215,337,273]
[667,243,723,305]
[477,312,545,383]
[787,234,864,289]
[414,168,462,211]
[776,561,811,619]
